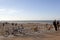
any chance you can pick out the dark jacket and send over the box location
[57,21,59,24]
[53,20,57,26]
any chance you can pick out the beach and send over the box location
[0,22,60,40]
[0,30,60,40]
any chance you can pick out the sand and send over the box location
[0,30,60,40]
[0,23,60,40]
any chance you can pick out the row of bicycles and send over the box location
[3,26,39,37]
[3,26,26,37]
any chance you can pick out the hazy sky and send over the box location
[0,0,60,20]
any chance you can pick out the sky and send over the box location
[0,0,60,20]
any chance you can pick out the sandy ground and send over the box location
[0,30,60,40]
[0,23,60,40]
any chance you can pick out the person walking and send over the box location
[53,20,57,31]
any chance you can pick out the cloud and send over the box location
[0,8,25,20]
[0,8,24,16]
[0,16,20,20]
[0,8,17,15]
[0,8,60,20]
